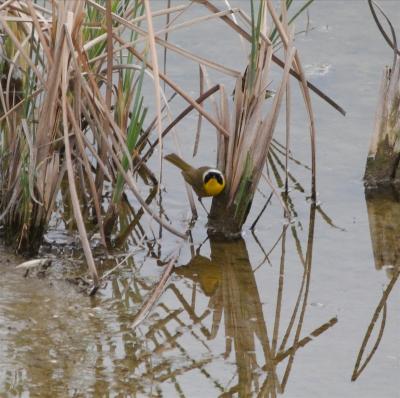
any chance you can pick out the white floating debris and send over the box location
[310,302,325,308]
[15,258,51,270]
[305,63,331,77]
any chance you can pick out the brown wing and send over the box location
[182,166,210,197]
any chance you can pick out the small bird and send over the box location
[164,153,225,198]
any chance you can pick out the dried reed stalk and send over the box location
[365,0,400,186]
[365,56,400,186]
[207,1,305,237]
[0,1,191,276]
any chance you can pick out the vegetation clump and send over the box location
[0,0,342,290]
[365,0,400,187]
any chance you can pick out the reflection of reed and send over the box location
[173,204,337,396]
[210,238,270,397]
[351,189,400,381]
[365,187,400,270]
[351,268,399,381]
[1,204,339,395]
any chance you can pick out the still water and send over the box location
[1,1,400,397]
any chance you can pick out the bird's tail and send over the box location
[164,153,193,172]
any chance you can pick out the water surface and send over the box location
[1,1,400,397]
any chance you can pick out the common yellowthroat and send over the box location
[164,153,225,198]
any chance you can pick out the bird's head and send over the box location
[202,169,225,196]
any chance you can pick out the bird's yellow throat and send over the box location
[203,175,225,196]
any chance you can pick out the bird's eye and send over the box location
[204,171,224,185]
[214,174,223,184]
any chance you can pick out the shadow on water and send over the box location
[351,188,400,381]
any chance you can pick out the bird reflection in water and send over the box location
[171,204,337,396]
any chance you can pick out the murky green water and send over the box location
[1,1,400,397]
